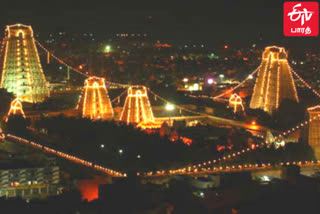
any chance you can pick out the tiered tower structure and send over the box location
[307,106,320,160]
[0,24,49,103]
[119,86,154,124]
[78,76,114,120]
[250,46,299,114]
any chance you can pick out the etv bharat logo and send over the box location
[284,2,319,37]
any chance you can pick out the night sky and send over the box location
[0,0,319,48]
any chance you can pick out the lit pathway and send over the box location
[6,134,126,177]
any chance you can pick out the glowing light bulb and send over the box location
[105,45,111,53]
[165,103,175,111]
[207,78,214,84]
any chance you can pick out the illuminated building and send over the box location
[0,24,50,103]
[0,164,60,199]
[137,120,162,129]
[250,46,299,114]
[7,98,25,118]
[307,106,320,160]
[119,86,154,124]
[229,93,244,113]
[78,76,114,120]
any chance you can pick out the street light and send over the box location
[165,103,175,111]
[207,78,214,85]
[105,45,111,53]
[193,83,199,91]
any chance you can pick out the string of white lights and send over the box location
[7,134,126,177]
[148,88,212,117]
[35,40,89,77]
[187,94,229,102]
[35,40,132,88]
[143,160,320,177]
[188,65,261,101]
[110,90,127,103]
[289,65,320,99]
[139,112,320,177]
[213,66,260,99]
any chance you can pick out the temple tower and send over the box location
[78,76,114,120]
[119,86,154,124]
[250,46,299,114]
[0,24,50,103]
[307,106,320,160]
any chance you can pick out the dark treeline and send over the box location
[27,115,215,172]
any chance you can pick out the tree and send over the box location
[0,89,14,115]
[247,108,273,127]
[5,115,30,137]
[272,99,305,130]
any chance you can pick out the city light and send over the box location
[165,103,175,111]
[261,175,271,182]
[207,78,214,85]
[105,45,111,53]
[3,22,320,187]
[188,83,200,91]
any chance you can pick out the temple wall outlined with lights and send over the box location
[119,86,154,124]
[0,24,50,103]
[250,46,299,114]
[78,76,114,120]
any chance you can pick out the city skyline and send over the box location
[0,0,319,49]
[0,1,320,213]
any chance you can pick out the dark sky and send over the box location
[0,0,319,48]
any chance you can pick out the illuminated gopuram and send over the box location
[78,76,114,120]
[119,86,154,124]
[307,106,320,160]
[250,46,299,114]
[0,24,50,103]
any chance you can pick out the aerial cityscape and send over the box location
[0,1,320,214]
